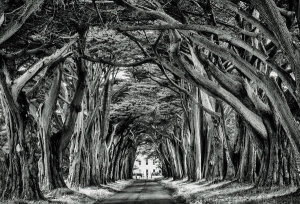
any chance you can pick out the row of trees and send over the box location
[0,0,141,200]
[108,0,300,187]
[1,0,300,201]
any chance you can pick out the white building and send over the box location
[133,154,161,178]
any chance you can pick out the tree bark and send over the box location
[0,70,43,200]
[38,69,62,190]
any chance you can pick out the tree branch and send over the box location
[83,55,155,67]
[0,0,45,45]
[156,57,268,139]
[117,24,268,62]
[215,0,279,46]
[159,64,220,118]
[0,45,49,59]
[12,38,77,101]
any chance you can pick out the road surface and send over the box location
[100,179,177,204]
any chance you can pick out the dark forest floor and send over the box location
[161,178,300,204]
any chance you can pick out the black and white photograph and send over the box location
[1,0,300,203]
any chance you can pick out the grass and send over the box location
[161,178,300,204]
[0,180,133,204]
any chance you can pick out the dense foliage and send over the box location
[0,0,300,201]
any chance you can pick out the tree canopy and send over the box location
[1,0,300,201]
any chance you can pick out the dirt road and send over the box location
[100,179,177,204]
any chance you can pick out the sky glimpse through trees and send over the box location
[1,0,300,203]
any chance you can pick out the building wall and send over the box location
[133,155,161,178]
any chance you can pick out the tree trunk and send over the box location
[48,31,87,189]
[38,69,63,190]
[167,139,181,179]
[188,87,203,181]
[256,117,299,186]
[46,133,68,189]
[0,62,44,200]
[98,141,109,184]
[68,111,90,187]
[0,93,43,200]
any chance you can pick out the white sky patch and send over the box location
[270,71,278,77]
[116,69,129,79]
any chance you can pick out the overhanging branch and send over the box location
[83,55,155,67]
[0,0,45,45]
[117,24,268,62]
[12,37,77,101]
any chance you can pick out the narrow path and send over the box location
[100,179,177,204]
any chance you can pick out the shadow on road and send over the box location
[98,179,177,204]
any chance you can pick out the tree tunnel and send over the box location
[1,0,300,201]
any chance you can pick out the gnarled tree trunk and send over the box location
[0,75,43,200]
